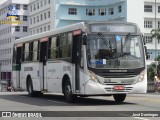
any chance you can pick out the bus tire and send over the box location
[27,78,36,97]
[64,80,77,103]
[113,94,126,103]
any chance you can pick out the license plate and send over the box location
[114,86,124,90]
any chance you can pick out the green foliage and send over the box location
[151,28,160,41]
[147,66,154,81]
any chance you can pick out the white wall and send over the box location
[126,0,144,32]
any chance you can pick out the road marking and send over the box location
[47,100,68,105]
[134,117,150,120]
[119,113,150,120]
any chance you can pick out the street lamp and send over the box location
[155,0,157,74]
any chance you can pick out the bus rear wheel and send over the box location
[113,94,126,103]
[27,79,35,97]
[64,80,77,103]
[27,79,43,97]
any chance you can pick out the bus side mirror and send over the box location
[144,46,148,59]
[83,35,87,45]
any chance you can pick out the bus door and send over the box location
[40,37,48,90]
[72,30,84,93]
[15,44,22,89]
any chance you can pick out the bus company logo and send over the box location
[2,112,11,117]
[7,5,18,19]
[0,5,22,24]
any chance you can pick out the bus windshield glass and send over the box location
[87,34,145,69]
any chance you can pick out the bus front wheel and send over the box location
[64,80,77,103]
[113,94,126,103]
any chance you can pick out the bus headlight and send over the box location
[138,70,145,82]
[88,70,100,83]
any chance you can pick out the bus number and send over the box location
[63,66,71,72]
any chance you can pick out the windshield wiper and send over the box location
[98,32,112,50]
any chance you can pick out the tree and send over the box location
[151,28,160,42]
[151,28,160,75]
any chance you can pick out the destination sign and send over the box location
[90,24,136,33]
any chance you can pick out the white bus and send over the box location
[12,21,147,103]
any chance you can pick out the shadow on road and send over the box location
[0,92,136,106]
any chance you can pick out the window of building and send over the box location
[30,31,32,35]
[37,16,39,22]
[99,8,106,16]
[37,2,39,9]
[44,0,46,5]
[118,5,122,13]
[158,6,160,13]
[23,16,28,21]
[23,5,28,10]
[37,29,39,33]
[30,5,32,12]
[15,37,20,40]
[48,25,50,30]
[144,5,152,12]
[86,8,95,16]
[34,4,36,10]
[41,0,43,7]
[41,14,43,20]
[34,17,35,23]
[68,8,77,15]
[44,26,46,31]
[23,26,28,32]
[48,11,50,18]
[44,13,46,19]
[15,4,20,10]
[158,21,160,28]
[109,7,114,15]
[15,15,20,21]
[147,52,152,60]
[144,36,152,43]
[30,18,32,25]
[40,27,42,32]
[144,21,153,28]
[15,26,20,32]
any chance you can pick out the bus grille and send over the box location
[104,86,133,93]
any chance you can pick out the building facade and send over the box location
[0,0,29,88]
[29,0,160,61]
[28,0,125,35]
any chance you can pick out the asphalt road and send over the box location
[0,92,160,120]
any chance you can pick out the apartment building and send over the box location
[0,0,29,88]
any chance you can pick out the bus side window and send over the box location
[68,33,72,58]
[57,36,61,58]
[13,46,17,64]
[51,37,57,59]
[32,41,39,61]
[22,44,25,62]
[24,43,29,62]
[29,42,33,61]
[48,37,52,59]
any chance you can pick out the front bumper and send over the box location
[84,80,147,95]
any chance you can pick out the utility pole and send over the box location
[155,0,157,74]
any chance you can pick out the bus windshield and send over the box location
[87,34,145,69]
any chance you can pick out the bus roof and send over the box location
[15,22,85,44]
[15,21,141,45]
